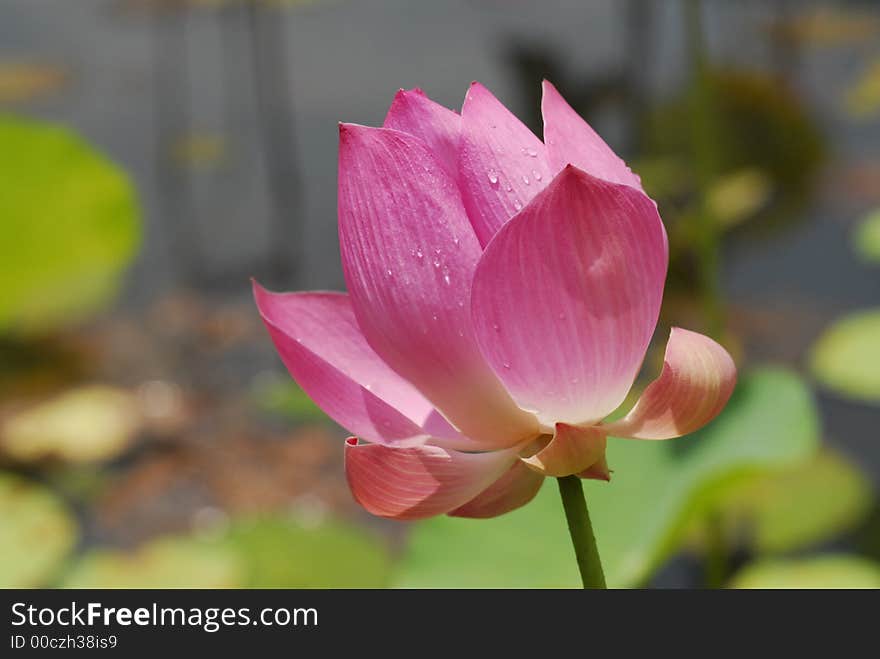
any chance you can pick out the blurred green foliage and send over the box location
[730,555,880,589]
[396,368,819,588]
[252,375,329,423]
[810,310,880,404]
[0,115,139,335]
[690,449,873,555]
[57,515,391,588]
[62,536,243,589]
[0,472,77,587]
[221,516,391,588]
[853,208,880,264]
[641,69,825,236]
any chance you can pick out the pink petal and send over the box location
[344,438,517,520]
[578,454,611,482]
[600,328,737,440]
[449,461,544,518]
[471,165,668,426]
[383,88,460,181]
[541,80,643,191]
[254,282,441,447]
[521,424,607,477]
[338,123,538,448]
[458,82,555,247]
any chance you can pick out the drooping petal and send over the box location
[521,424,606,478]
[344,439,517,520]
[541,80,643,190]
[471,165,668,426]
[254,283,441,447]
[458,82,554,246]
[338,124,538,448]
[600,328,737,440]
[449,461,544,518]
[383,88,460,180]
[578,454,611,482]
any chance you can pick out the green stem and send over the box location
[557,475,606,589]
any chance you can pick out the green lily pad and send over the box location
[809,310,880,404]
[395,367,819,588]
[1,386,140,464]
[0,115,139,334]
[0,472,77,587]
[730,555,880,589]
[692,449,873,554]
[62,536,243,588]
[853,208,880,263]
[222,515,392,588]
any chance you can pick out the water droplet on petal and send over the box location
[502,361,511,369]
[432,258,441,268]
[487,170,499,185]
[385,269,393,277]
[443,273,451,285]
[522,175,530,185]
[513,200,522,211]
[416,249,423,259]
[492,323,501,332]
[533,170,542,181]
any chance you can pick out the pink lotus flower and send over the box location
[254,81,736,521]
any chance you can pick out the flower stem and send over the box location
[557,475,606,589]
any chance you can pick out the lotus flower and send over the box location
[254,81,736,521]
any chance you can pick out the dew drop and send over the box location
[452,237,460,247]
[385,269,393,277]
[502,361,511,369]
[432,258,441,268]
[492,323,501,332]
[487,170,499,185]
[443,273,451,285]
[524,147,538,158]
[513,200,523,211]
[533,170,543,181]
[522,174,530,185]
[505,184,513,192]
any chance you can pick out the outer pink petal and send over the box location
[449,461,544,518]
[458,82,555,247]
[521,424,606,478]
[600,328,737,440]
[578,454,611,482]
[338,124,538,449]
[344,439,517,520]
[471,165,668,426]
[383,88,460,180]
[541,80,643,190]
[254,283,442,447]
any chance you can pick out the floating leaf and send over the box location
[853,208,880,263]
[62,536,243,588]
[731,555,880,589]
[692,449,873,555]
[1,385,140,464]
[0,472,77,587]
[0,115,140,334]
[810,310,880,404]
[223,515,392,588]
[396,367,819,588]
